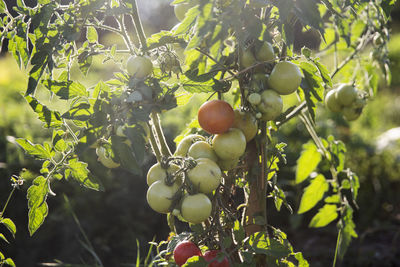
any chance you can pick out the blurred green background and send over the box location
[0,1,399,266]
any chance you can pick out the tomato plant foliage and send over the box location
[0,0,397,266]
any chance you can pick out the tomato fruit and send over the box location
[325,89,343,113]
[335,84,358,107]
[203,250,230,267]
[146,163,182,186]
[248,93,261,105]
[255,41,274,62]
[188,158,221,193]
[241,49,256,68]
[212,128,246,160]
[96,147,120,168]
[198,100,235,134]
[173,241,202,266]
[257,90,283,121]
[126,55,153,79]
[181,193,212,224]
[218,157,239,171]
[175,134,206,156]
[268,61,302,95]
[232,110,258,142]
[146,180,179,214]
[342,106,361,121]
[188,141,218,162]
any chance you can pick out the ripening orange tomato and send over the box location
[197,100,234,134]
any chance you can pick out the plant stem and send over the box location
[147,122,162,163]
[150,111,172,157]
[116,16,136,55]
[275,101,307,128]
[0,187,16,219]
[129,0,147,50]
[332,228,342,267]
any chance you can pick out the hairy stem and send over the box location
[129,0,147,50]
[0,187,16,219]
[147,122,162,163]
[150,111,172,157]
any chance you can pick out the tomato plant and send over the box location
[203,250,229,267]
[1,0,396,266]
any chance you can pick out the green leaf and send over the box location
[338,206,358,259]
[0,218,16,237]
[4,258,16,267]
[16,138,52,160]
[293,252,309,267]
[0,251,3,260]
[314,60,332,87]
[0,233,9,243]
[27,176,49,236]
[78,50,93,75]
[249,232,292,259]
[182,255,208,267]
[0,1,5,13]
[65,158,103,191]
[233,220,245,244]
[309,204,338,228]
[25,95,63,128]
[52,130,67,152]
[86,26,98,43]
[295,142,322,184]
[175,5,200,36]
[298,174,328,214]
[111,136,142,175]
[43,80,88,100]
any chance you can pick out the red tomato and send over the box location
[203,250,230,267]
[173,241,202,266]
[198,100,234,134]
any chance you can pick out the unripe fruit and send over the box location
[255,41,274,62]
[325,89,343,113]
[175,134,206,156]
[188,158,222,194]
[335,84,358,107]
[212,128,246,160]
[188,141,218,162]
[342,106,361,121]
[241,49,256,68]
[181,194,212,224]
[257,90,283,121]
[268,61,302,95]
[146,163,182,186]
[146,181,179,214]
[232,110,258,142]
[127,56,153,79]
[218,157,239,171]
[248,93,261,105]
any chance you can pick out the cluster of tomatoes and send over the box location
[146,99,257,225]
[324,83,367,121]
[173,240,229,267]
[241,40,303,121]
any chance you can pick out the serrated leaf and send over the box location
[16,138,52,160]
[27,176,49,236]
[309,204,338,228]
[65,158,103,191]
[111,136,142,175]
[298,174,328,214]
[43,80,88,100]
[293,252,309,267]
[314,61,332,87]
[0,218,16,237]
[175,5,199,36]
[0,0,5,13]
[25,95,63,128]
[52,130,67,152]
[295,142,321,184]
[249,232,292,259]
[338,206,358,259]
[86,26,98,43]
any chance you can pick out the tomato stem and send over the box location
[129,0,147,50]
[147,121,162,163]
[150,111,172,157]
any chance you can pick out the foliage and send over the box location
[0,0,397,266]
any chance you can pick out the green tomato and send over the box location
[188,141,218,162]
[342,106,361,121]
[181,193,212,224]
[255,41,274,62]
[251,73,268,91]
[248,93,261,105]
[175,134,206,156]
[241,49,256,68]
[218,157,239,171]
[268,61,302,95]
[257,90,283,121]
[146,163,182,186]
[127,56,153,79]
[96,147,120,168]
[146,180,180,214]
[232,110,258,142]
[325,89,343,113]
[335,84,358,107]
[188,158,221,194]
[212,128,246,160]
